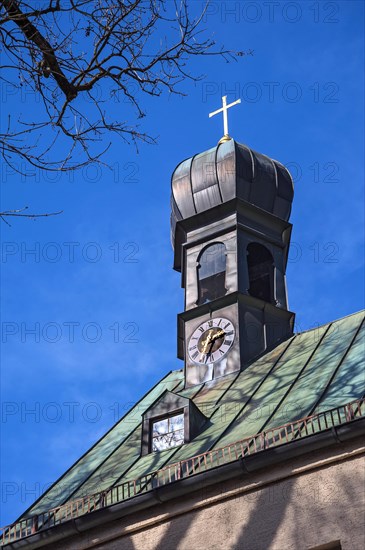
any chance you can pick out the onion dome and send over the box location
[171,138,294,251]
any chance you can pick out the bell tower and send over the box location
[171,98,295,388]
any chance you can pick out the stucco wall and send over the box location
[42,438,365,550]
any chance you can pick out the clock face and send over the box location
[188,317,235,365]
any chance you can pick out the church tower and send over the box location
[171,97,295,387]
[4,96,364,550]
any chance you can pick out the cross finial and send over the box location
[209,96,241,143]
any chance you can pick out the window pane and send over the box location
[152,435,172,452]
[152,418,168,436]
[198,243,227,305]
[198,272,226,304]
[171,428,184,445]
[199,243,226,279]
[152,413,184,452]
[169,414,184,431]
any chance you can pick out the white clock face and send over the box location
[188,317,235,365]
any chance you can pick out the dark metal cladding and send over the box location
[170,139,294,249]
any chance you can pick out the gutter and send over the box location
[3,417,365,550]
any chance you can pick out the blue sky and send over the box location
[1,0,364,526]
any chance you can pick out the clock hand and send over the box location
[201,339,212,354]
[201,329,225,354]
[203,342,214,363]
[202,329,226,362]
[200,329,215,353]
[207,328,216,339]
[210,329,225,342]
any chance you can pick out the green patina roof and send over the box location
[22,309,364,518]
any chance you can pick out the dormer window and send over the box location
[141,391,206,455]
[152,412,184,451]
[197,242,227,305]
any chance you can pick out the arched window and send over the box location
[197,243,226,305]
[247,243,275,303]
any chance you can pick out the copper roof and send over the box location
[18,309,364,519]
[171,139,294,250]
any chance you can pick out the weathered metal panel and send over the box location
[273,159,294,219]
[250,152,277,213]
[170,139,295,251]
[192,371,240,418]
[22,371,183,517]
[69,385,200,499]
[172,337,294,461]
[176,382,205,400]
[171,157,196,218]
[317,313,365,410]
[216,139,236,202]
[213,323,329,448]
[264,312,364,427]
[192,186,222,213]
[92,376,237,489]
[234,141,254,202]
[68,427,143,499]
[191,148,218,193]
[274,160,294,201]
[114,445,179,483]
[84,386,204,492]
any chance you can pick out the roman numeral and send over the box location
[210,353,215,362]
[192,351,199,359]
[208,320,213,327]
[224,323,230,329]
[225,331,234,336]
[224,339,232,346]
[217,319,222,326]
[189,345,197,351]
[219,349,224,355]
[198,327,204,333]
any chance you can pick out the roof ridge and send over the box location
[295,308,364,335]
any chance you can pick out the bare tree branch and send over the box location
[0,0,243,172]
[0,206,63,225]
